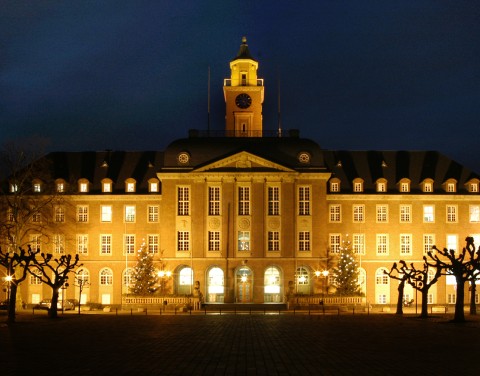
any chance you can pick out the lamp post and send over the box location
[314,270,329,302]
[5,275,13,302]
[61,282,69,313]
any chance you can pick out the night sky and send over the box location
[2,1,480,172]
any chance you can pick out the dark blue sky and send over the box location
[1,1,480,172]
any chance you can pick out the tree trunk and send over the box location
[7,282,18,324]
[420,288,429,318]
[453,277,465,322]
[396,280,405,314]
[49,290,60,319]
[470,281,477,315]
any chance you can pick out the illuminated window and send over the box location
[446,205,457,223]
[102,179,112,193]
[77,234,88,255]
[470,205,480,223]
[53,234,65,254]
[54,206,65,223]
[423,205,434,223]
[123,268,134,287]
[353,234,365,255]
[268,186,280,215]
[125,205,136,222]
[208,231,220,251]
[446,183,456,192]
[268,231,280,251]
[400,182,410,192]
[298,186,310,215]
[29,268,42,285]
[376,180,387,192]
[56,181,65,193]
[32,211,41,223]
[446,234,457,251]
[33,183,41,192]
[469,182,479,193]
[149,179,159,193]
[329,204,341,222]
[30,234,41,252]
[148,234,159,253]
[353,205,365,222]
[400,205,411,223]
[100,234,112,255]
[376,234,388,255]
[10,183,18,193]
[353,179,363,192]
[329,234,341,253]
[125,179,136,193]
[78,179,89,193]
[423,234,434,254]
[400,234,412,255]
[238,231,250,251]
[101,205,112,222]
[209,186,221,216]
[330,180,340,192]
[376,269,389,284]
[423,182,433,192]
[296,267,309,286]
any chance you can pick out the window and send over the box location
[33,183,41,192]
[30,234,41,252]
[31,211,41,223]
[54,206,65,223]
[377,181,387,192]
[56,182,65,193]
[101,205,112,222]
[125,205,136,222]
[124,234,135,255]
[470,205,480,223]
[376,269,389,284]
[77,205,88,222]
[10,183,18,193]
[209,187,221,216]
[298,186,310,215]
[424,182,433,192]
[296,267,309,285]
[448,294,456,304]
[376,234,388,255]
[446,205,457,223]
[299,231,310,251]
[446,183,456,193]
[268,186,280,216]
[376,205,388,223]
[177,231,190,251]
[268,231,280,251]
[148,205,159,222]
[53,234,65,254]
[100,234,112,255]
[400,234,412,255]
[126,181,136,193]
[148,234,159,253]
[353,180,363,192]
[423,205,434,223]
[77,234,88,255]
[330,181,340,192]
[353,205,365,222]
[400,205,411,223]
[7,208,14,222]
[469,182,479,193]
[208,231,220,251]
[238,231,250,251]
[238,186,250,215]
[123,268,134,287]
[76,268,90,286]
[78,179,89,193]
[178,187,190,216]
[353,234,365,255]
[100,268,113,285]
[102,181,112,193]
[400,182,410,192]
[446,234,457,251]
[30,268,42,285]
[423,234,434,254]
[329,204,341,222]
[149,180,159,193]
[329,234,341,253]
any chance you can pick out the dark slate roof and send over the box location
[43,151,164,193]
[231,36,256,62]
[161,136,327,172]
[323,150,480,193]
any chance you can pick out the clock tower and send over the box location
[224,37,264,137]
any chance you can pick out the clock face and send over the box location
[235,93,252,109]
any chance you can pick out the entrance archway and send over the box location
[206,267,224,302]
[264,266,282,302]
[236,266,252,302]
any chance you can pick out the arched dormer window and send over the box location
[442,179,457,193]
[466,178,479,193]
[32,178,43,193]
[420,178,434,193]
[352,178,364,193]
[125,178,136,193]
[101,178,113,193]
[376,178,387,193]
[55,178,67,193]
[397,178,411,193]
[148,178,160,193]
[329,178,341,193]
[78,178,90,193]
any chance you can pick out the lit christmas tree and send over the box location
[130,242,158,295]
[332,236,362,296]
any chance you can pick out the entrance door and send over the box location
[236,266,252,302]
[238,281,252,302]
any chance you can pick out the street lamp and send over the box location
[314,270,329,302]
[5,275,13,301]
[61,282,69,313]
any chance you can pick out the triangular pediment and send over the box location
[195,151,294,172]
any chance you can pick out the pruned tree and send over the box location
[0,245,37,323]
[29,252,82,318]
[384,264,410,315]
[73,269,90,315]
[427,237,480,322]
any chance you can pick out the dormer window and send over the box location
[148,178,160,193]
[78,179,90,193]
[55,179,66,193]
[398,179,411,193]
[466,179,479,193]
[125,178,136,193]
[32,179,42,193]
[376,179,387,193]
[101,179,113,193]
[421,179,434,193]
[443,179,457,193]
[10,183,18,193]
[329,178,341,193]
[353,178,364,193]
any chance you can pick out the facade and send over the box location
[2,38,480,308]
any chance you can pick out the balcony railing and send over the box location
[224,79,264,87]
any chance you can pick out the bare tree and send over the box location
[385,264,409,315]
[73,270,90,315]
[427,237,480,322]
[0,245,37,323]
[29,252,82,319]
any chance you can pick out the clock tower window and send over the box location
[241,73,247,86]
